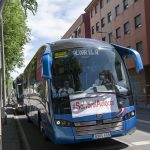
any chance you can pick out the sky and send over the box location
[11,0,92,79]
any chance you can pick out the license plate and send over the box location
[94,132,111,139]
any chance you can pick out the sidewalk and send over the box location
[2,107,23,150]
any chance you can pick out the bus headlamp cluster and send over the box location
[55,120,73,127]
[123,111,135,120]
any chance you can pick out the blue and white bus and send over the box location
[23,38,143,144]
[13,74,24,113]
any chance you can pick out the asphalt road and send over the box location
[4,106,150,150]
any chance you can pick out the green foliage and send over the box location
[3,0,30,76]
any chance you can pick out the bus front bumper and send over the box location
[53,116,136,144]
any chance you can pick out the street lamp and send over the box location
[0,14,6,108]
[0,0,7,132]
[97,31,118,44]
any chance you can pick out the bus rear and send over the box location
[13,75,24,113]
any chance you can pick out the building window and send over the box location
[135,14,142,28]
[116,27,121,38]
[123,0,128,10]
[91,9,94,18]
[96,22,100,32]
[77,27,81,36]
[136,41,143,54]
[107,0,110,3]
[108,32,112,43]
[100,0,104,9]
[95,4,98,14]
[101,17,105,28]
[91,26,95,34]
[74,30,78,38]
[124,21,130,34]
[115,5,120,16]
[102,37,106,41]
[107,12,112,23]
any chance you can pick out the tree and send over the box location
[0,0,38,15]
[21,0,38,15]
[3,0,30,77]
[0,0,37,102]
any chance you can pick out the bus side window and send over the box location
[35,80,46,101]
[115,62,123,81]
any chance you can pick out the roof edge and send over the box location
[85,0,98,12]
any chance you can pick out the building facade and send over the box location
[62,13,91,39]
[85,0,150,104]
[62,0,150,104]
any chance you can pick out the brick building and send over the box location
[62,0,150,104]
[62,13,91,39]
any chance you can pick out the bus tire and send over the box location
[25,105,28,116]
[38,113,48,140]
[14,109,18,115]
[25,106,31,123]
[26,113,31,122]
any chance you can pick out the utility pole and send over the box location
[0,0,7,106]
[0,1,7,149]
[0,14,6,108]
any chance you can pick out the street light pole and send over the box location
[0,14,6,108]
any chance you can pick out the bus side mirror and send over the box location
[112,44,144,73]
[42,53,52,79]
[127,49,143,73]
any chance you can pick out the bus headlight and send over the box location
[130,111,135,116]
[55,120,73,127]
[123,111,135,120]
[56,120,61,125]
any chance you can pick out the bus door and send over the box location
[42,80,54,138]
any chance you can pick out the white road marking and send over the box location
[137,119,150,124]
[132,141,150,146]
[15,116,31,150]
[7,114,14,118]
[113,138,133,147]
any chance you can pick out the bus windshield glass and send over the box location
[51,47,131,114]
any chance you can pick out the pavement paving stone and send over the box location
[2,108,23,150]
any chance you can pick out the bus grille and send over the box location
[75,120,123,136]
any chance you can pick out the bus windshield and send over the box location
[51,47,131,114]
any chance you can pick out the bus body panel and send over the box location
[22,38,143,144]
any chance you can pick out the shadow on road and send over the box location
[3,107,129,150]
[63,139,128,150]
[17,116,128,150]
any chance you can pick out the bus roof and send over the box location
[50,38,114,51]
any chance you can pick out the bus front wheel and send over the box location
[25,106,31,122]
[38,115,48,140]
